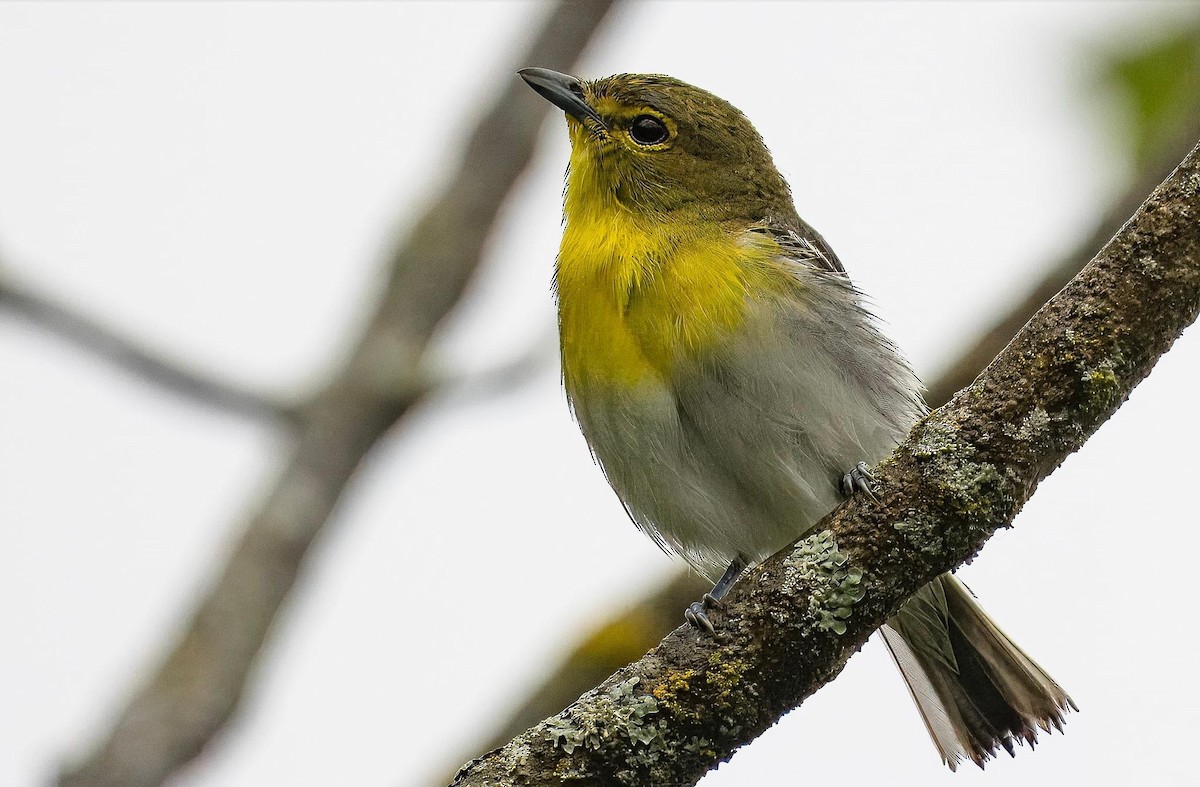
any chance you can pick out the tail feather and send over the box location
[882,574,1075,770]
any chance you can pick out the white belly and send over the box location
[568,282,923,579]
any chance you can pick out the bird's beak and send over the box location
[518,67,604,128]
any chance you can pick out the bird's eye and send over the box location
[629,115,669,145]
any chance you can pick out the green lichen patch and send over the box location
[911,418,963,461]
[547,677,661,756]
[914,420,1008,519]
[1002,406,1051,443]
[702,653,751,716]
[546,673,729,783]
[782,530,867,635]
[651,668,695,705]
[894,511,944,558]
[940,459,1006,521]
[1080,359,1121,419]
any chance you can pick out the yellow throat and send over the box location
[555,138,785,392]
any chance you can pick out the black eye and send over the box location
[629,114,669,145]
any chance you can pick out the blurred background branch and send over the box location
[0,269,290,424]
[53,2,618,786]
[929,18,1200,403]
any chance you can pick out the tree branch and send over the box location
[425,329,559,402]
[55,3,619,786]
[451,141,1200,786]
[0,270,290,424]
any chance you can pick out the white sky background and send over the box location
[1,2,1198,786]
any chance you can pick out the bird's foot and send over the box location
[840,461,879,501]
[684,593,723,635]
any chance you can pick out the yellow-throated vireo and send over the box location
[520,67,1075,771]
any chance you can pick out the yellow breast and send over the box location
[555,202,785,392]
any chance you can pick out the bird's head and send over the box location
[519,69,796,225]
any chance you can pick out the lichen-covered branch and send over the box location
[54,3,619,787]
[451,141,1200,786]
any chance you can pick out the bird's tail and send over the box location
[879,573,1076,770]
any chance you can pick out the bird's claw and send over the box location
[841,461,879,502]
[685,600,717,635]
[685,559,743,635]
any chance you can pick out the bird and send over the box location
[519,66,1075,770]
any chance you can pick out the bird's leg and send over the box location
[685,558,746,634]
[840,460,879,502]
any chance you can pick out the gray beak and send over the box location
[518,67,604,127]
